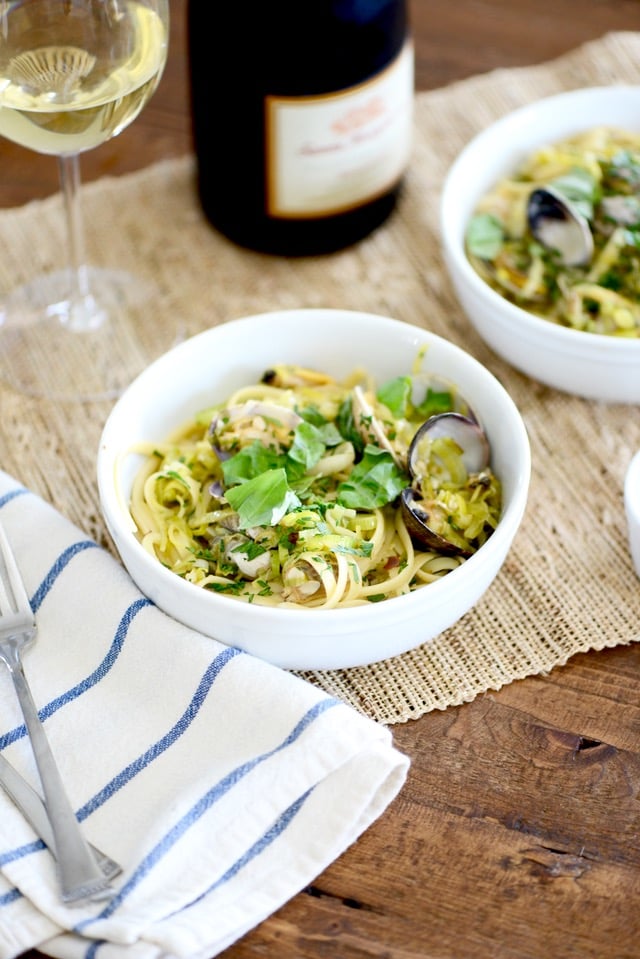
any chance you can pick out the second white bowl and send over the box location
[441,85,640,404]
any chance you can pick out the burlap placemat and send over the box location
[1,32,639,724]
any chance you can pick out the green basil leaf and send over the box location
[297,406,343,446]
[466,213,504,259]
[377,375,412,418]
[231,540,267,560]
[415,388,454,418]
[288,421,326,470]
[337,445,409,509]
[225,468,301,529]
[221,440,286,486]
[336,396,365,456]
[316,422,344,446]
[297,404,327,427]
[550,167,598,220]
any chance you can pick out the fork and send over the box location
[0,522,116,904]
[0,751,122,881]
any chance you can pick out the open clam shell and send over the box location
[401,412,491,555]
[408,412,489,477]
[400,487,473,557]
[527,185,594,267]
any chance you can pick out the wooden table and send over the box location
[10,2,640,957]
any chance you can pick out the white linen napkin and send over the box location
[0,470,408,959]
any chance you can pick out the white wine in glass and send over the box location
[0,0,170,400]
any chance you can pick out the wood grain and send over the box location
[8,2,640,957]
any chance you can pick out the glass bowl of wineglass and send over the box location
[0,0,171,400]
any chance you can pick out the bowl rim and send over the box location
[98,308,531,631]
[440,84,640,356]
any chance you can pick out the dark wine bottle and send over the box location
[188,0,413,256]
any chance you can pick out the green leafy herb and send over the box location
[337,445,409,509]
[376,375,412,419]
[334,541,374,558]
[297,404,327,427]
[606,150,640,191]
[288,421,326,470]
[230,540,267,560]
[317,422,344,446]
[550,167,598,220]
[415,388,454,419]
[624,227,640,249]
[466,213,504,259]
[297,404,343,446]
[222,440,286,486]
[204,581,245,594]
[225,469,301,529]
[336,396,365,456]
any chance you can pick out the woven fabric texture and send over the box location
[1,32,639,724]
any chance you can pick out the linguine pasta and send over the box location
[129,364,501,609]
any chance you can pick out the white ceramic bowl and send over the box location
[441,85,640,404]
[624,450,640,578]
[98,309,531,670]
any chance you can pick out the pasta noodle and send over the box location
[129,364,501,609]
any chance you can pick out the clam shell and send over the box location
[400,488,472,557]
[408,412,489,479]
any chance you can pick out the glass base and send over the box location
[0,267,182,402]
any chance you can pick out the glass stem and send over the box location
[57,153,104,330]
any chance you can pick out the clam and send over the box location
[408,412,489,477]
[401,412,490,556]
[400,487,469,556]
[527,186,594,267]
[210,400,302,453]
[210,400,302,431]
[223,533,272,579]
[350,377,480,472]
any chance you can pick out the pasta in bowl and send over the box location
[98,309,530,669]
[441,86,640,403]
[466,126,640,337]
[130,363,501,609]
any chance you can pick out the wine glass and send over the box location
[0,0,170,400]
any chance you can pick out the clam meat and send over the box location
[210,400,302,454]
[401,412,494,556]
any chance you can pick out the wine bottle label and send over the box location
[265,40,414,219]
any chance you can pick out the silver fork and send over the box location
[0,751,122,881]
[0,522,116,904]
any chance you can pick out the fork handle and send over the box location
[9,652,114,904]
